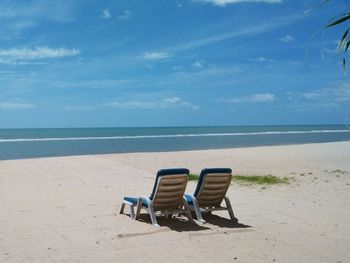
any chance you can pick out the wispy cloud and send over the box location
[280,34,295,43]
[221,93,276,103]
[118,10,131,20]
[146,65,243,88]
[106,97,199,110]
[0,47,80,60]
[192,0,282,7]
[0,32,22,41]
[0,101,35,110]
[168,15,299,53]
[0,1,75,23]
[288,84,350,107]
[143,51,173,61]
[100,9,111,19]
[0,1,75,49]
[249,57,274,62]
[0,59,48,65]
[285,83,350,112]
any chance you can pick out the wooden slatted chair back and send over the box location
[152,174,188,210]
[196,172,232,207]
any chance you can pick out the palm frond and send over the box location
[326,13,350,28]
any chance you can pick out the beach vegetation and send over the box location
[189,174,200,181]
[188,173,289,185]
[233,175,289,185]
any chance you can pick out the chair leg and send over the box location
[135,198,142,220]
[119,203,125,214]
[166,214,173,220]
[129,204,135,220]
[192,198,205,223]
[224,196,238,222]
[120,201,136,220]
[148,204,159,227]
[182,199,193,223]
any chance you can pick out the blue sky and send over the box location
[0,0,349,128]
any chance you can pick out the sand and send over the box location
[0,141,350,262]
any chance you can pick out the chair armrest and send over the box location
[141,195,152,205]
[184,193,196,203]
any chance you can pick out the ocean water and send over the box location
[0,125,349,160]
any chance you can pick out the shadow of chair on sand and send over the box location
[201,213,251,228]
[136,214,210,232]
[131,213,251,231]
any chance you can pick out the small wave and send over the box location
[0,129,349,143]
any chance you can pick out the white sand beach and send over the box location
[1,141,350,262]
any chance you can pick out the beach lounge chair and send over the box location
[184,168,237,223]
[119,168,193,226]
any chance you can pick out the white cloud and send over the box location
[193,0,282,6]
[0,101,35,110]
[143,51,173,61]
[193,61,204,68]
[250,57,274,62]
[280,34,295,43]
[0,47,80,60]
[100,9,111,19]
[118,10,131,20]
[106,97,199,110]
[222,93,276,103]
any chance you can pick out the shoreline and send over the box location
[1,141,350,262]
[1,139,350,161]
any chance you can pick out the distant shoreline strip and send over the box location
[0,129,349,143]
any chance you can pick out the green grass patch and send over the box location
[233,175,289,185]
[189,174,200,181]
[188,173,289,185]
